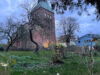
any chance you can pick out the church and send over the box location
[13,0,56,50]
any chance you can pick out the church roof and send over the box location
[32,0,53,13]
[38,0,46,3]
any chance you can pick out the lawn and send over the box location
[0,51,100,75]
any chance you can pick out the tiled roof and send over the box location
[79,34,100,40]
[32,1,53,13]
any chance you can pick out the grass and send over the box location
[0,50,100,75]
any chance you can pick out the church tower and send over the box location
[14,0,56,49]
[31,0,56,47]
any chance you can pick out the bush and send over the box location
[67,45,81,51]
[94,45,100,51]
[0,46,4,51]
[48,43,56,50]
[94,39,100,51]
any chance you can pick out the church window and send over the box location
[44,13,46,16]
[47,14,51,19]
[48,15,50,18]
[44,12,51,19]
[49,15,51,19]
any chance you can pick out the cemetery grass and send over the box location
[0,51,100,75]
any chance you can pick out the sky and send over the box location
[0,0,100,43]
[55,6,100,37]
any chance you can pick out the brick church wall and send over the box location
[13,3,56,50]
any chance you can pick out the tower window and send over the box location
[49,15,51,19]
[44,13,46,16]
[47,14,51,19]
[44,13,51,19]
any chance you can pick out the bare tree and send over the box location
[59,17,79,47]
[0,17,26,51]
[20,0,40,53]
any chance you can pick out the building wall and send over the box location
[32,7,56,45]
[75,34,95,47]
[13,7,56,50]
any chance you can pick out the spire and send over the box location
[38,0,47,3]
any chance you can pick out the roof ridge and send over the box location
[79,34,100,39]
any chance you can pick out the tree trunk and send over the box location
[6,42,13,52]
[6,34,18,52]
[6,40,17,52]
[65,35,70,48]
[29,29,39,53]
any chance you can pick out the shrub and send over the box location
[94,39,100,51]
[94,45,100,51]
[0,46,4,51]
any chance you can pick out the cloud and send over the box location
[80,23,91,28]
[0,0,25,22]
[0,0,16,16]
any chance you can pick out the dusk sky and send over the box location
[0,0,100,43]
